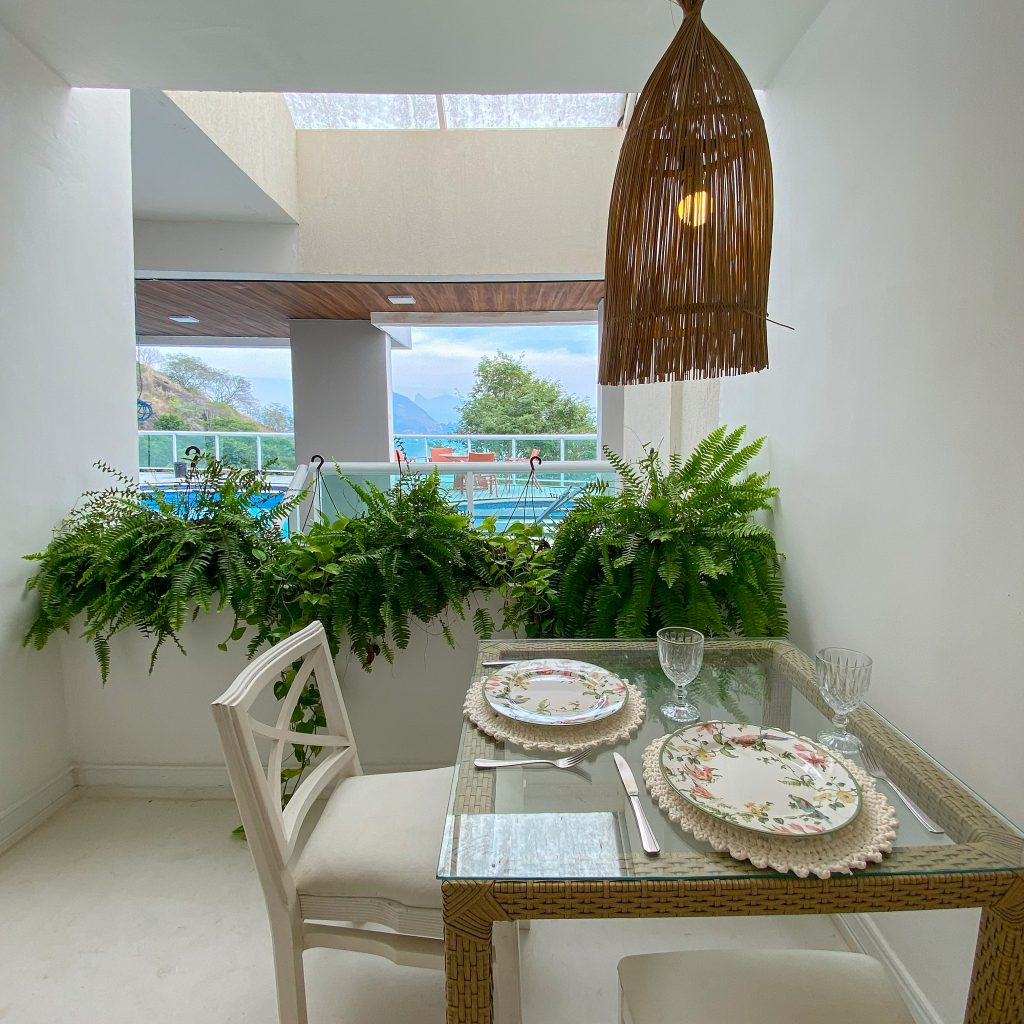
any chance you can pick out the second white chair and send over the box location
[618,948,915,1024]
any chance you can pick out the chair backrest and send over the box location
[212,622,361,907]
[429,446,455,460]
[528,448,541,460]
[467,451,496,462]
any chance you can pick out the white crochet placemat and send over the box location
[642,734,899,879]
[464,680,646,753]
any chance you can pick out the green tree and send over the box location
[162,353,258,414]
[259,402,294,432]
[152,412,187,431]
[162,354,216,393]
[457,352,596,435]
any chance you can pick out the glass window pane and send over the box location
[443,93,626,129]
[285,93,440,129]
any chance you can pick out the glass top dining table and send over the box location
[438,639,1024,1024]
[439,637,1024,881]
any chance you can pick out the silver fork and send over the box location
[860,747,944,834]
[474,751,587,770]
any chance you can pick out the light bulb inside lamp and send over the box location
[677,190,712,227]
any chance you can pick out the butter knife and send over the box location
[613,753,660,856]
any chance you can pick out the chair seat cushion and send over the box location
[618,949,915,1024]
[293,766,453,912]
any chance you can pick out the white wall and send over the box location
[165,91,299,221]
[133,219,300,274]
[621,380,720,465]
[721,1,1024,1019]
[298,128,622,276]
[0,26,136,840]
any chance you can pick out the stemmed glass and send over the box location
[816,647,872,755]
[657,627,705,723]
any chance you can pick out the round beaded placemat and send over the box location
[464,679,646,753]
[642,734,899,879]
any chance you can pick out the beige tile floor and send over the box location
[0,797,849,1023]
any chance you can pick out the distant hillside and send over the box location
[392,393,442,433]
[138,365,265,430]
[413,392,462,429]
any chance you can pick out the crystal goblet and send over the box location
[816,647,872,755]
[657,627,705,724]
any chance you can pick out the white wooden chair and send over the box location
[617,949,915,1024]
[212,621,522,1024]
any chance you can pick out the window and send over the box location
[284,93,440,130]
[443,93,625,129]
[136,344,295,475]
[284,93,628,130]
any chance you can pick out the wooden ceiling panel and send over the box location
[135,278,606,337]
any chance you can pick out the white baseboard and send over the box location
[73,758,449,799]
[74,762,233,798]
[834,914,945,1024]
[0,767,77,856]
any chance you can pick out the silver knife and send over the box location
[613,753,660,856]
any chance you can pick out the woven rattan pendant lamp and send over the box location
[599,0,773,384]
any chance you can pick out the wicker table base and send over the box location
[443,873,1024,1024]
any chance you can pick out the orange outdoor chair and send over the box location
[429,447,455,461]
[467,451,498,495]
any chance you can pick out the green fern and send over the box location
[246,472,502,669]
[548,426,787,639]
[23,457,302,681]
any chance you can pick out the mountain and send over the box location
[413,392,462,428]
[137,365,265,430]
[392,393,442,433]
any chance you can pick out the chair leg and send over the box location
[493,921,523,1024]
[269,915,308,1024]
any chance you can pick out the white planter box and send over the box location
[63,597,507,791]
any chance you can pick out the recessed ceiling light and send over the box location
[169,315,200,324]
[387,295,416,305]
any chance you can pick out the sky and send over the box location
[145,323,599,413]
[393,324,598,404]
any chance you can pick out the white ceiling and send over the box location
[0,0,827,93]
[131,90,296,222]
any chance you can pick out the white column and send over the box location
[596,299,625,458]
[289,320,393,463]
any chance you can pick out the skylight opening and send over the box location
[284,94,440,130]
[443,93,626,130]
[284,93,628,130]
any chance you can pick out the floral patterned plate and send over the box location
[482,659,628,726]
[658,722,862,836]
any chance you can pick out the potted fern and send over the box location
[245,472,503,669]
[548,426,787,639]
[23,459,300,680]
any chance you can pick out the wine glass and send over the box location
[657,627,705,723]
[816,647,872,755]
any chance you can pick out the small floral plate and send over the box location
[482,659,628,727]
[658,722,862,836]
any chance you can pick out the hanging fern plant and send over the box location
[548,425,787,639]
[23,459,301,680]
[245,472,501,669]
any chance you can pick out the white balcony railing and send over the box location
[393,433,599,462]
[306,459,617,530]
[138,430,296,474]
[138,431,601,476]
